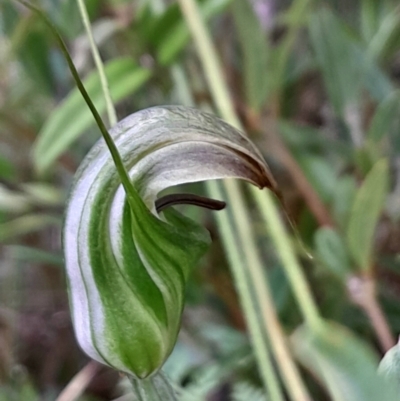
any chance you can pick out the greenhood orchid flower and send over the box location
[63,106,275,378]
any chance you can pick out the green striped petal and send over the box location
[63,106,275,378]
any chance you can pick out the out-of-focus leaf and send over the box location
[360,0,382,41]
[309,9,363,117]
[363,52,393,102]
[270,266,291,314]
[346,159,389,271]
[139,0,231,65]
[12,16,55,94]
[8,245,63,266]
[0,1,19,35]
[33,57,152,174]
[292,321,398,401]
[73,19,121,73]
[279,121,333,152]
[0,183,63,213]
[279,122,321,149]
[232,381,267,401]
[232,0,269,111]
[21,182,64,206]
[0,214,60,242]
[332,175,357,230]
[158,0,230,65]
[0,381,38,401]
[314,227,353,279]
[368,9,400,62]
[296,154,337,202]
[179,364,223,401]
[54,0,100,39]
[199,322,248,356]
[354,147,375,175]
[309,8,392,116]
[0,154,16,180]
[378,340,400,393]
[367,91,400,144]
[0,185,31,213]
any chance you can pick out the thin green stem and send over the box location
[17,1,137,201]
[252,189,322,331]
[177,0,240,129]
[76,0,117,126]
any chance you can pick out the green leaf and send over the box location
[367,90,400,144]
[278,121,325,152]
[368,9,400,62]
[314,227,353,279]
[360,0,382,41]
[331,175,357,230]
[161,0,230,65]
[179,364,222,401]
[292,321,398,401]
[354,146,375,175]
[309,9,363,117]
[0,1,19,36]
[296,154,337,202]
[64,106,274,378]
[13,15,55,94]
[0,154,16,180]
[55,0,101,39]
[7,245,63,267]
[0,182,63,213]
[363,53,393,102]
[21,182,64,206]
[346,159,389,271]
[232,0,269,111]
[0,185,31,213]
[309,8,392,115]
[140,0,231,66]
[0,214,60,242]
[232,381,267,401]
[33,57,152,174]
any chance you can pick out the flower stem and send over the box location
[17,0,135,200]
[76,0,117,126]
[347,274,395,351]
[129,372,178,401]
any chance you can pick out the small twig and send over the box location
[55,361,102,401]
[347,274,395,351]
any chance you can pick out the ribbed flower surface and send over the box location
[63,106,274,378]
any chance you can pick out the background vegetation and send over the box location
[1,0,400,400]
